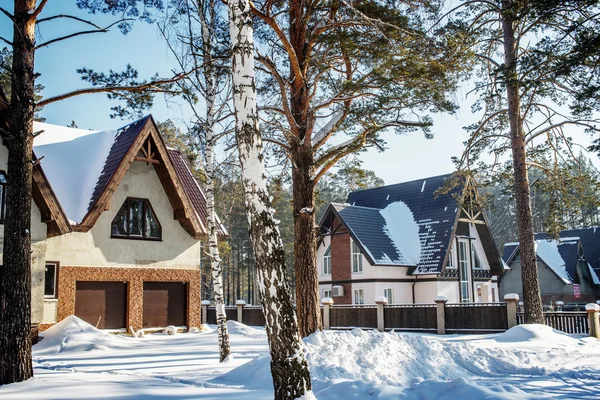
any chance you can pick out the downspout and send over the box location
[412,274,418,304]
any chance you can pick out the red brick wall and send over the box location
[330,218,352,304]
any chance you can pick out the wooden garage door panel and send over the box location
[143,282,186,328]
[75,282,126,329]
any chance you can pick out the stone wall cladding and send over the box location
[57,266,201,330]
[331,218,352,304]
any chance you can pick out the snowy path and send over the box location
[1,317,599,399]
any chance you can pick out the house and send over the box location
[500,230,600,304]
[317,174,504,305]
[0,106,223,330]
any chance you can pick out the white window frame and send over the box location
[458,239,472,303]
[44,262,58,299]
[446,247,456,269]
[384,288,393,304]
[353,288,364,305]
[322,289,332,299]
[322,245,332,275]
[351,239,363,273]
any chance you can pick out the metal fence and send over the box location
[517,311,589,334]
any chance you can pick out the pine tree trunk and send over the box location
[227,0,313,398]
[501,0,544,324]
[0,0,37,384]
[292,153,321,337]
[288,0,321,338]
[197,0,231,363]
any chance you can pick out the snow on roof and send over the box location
[380,201,421,265]
[589,262,600,285]
[535,239,573,284]
[33,122,118,224]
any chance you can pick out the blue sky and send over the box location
[1,2,598,185]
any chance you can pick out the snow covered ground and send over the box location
[1,316,600,399]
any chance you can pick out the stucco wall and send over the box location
[0,143,48,324]
[45,160,201,269]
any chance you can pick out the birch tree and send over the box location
[247,0,468,336]
[449,0,600,323]
[160,0,234,362]
[227,0,313,398]
[0,0,186,384]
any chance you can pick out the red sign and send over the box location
[573,284,581,299]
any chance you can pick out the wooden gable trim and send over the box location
[78,117,205,239]
[31,160,72,237]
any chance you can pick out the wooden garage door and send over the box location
[75,282,126,329]
[143,282,187,327]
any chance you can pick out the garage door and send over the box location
[75,281,126,329]
[143,282,187,328]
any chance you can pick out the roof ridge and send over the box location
[348,173,454,196]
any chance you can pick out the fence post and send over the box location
[556,301,564,312]
[201,300,210,325]
[236,300,246,323]
[504,293,519,329]
[434,296,447,335]
[321,297,333,330]
[375,296,388,332]
[586,303,600,339]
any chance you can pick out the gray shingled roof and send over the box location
[320,174,463,274]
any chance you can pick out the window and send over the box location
[446,248,456,269]
[351,240,363,273]
[322,289,332,299]
[384,288,393,304]
[44,263,58,298]
[458,240,471,303]
[322,245,331,275]
[472,246,482,269]
[0,171,6,224]
[111,198,161,240]
[353,288,364,305]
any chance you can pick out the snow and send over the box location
[33,122,118,224]
[4,318,600,400]
[379,201,422,265]
[535,240,573,284]
[588,263,600,285]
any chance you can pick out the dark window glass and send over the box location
[0,171,6,224]
[44,264,56,297]
[111,198,161,240]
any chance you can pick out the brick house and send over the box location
[317,174,504,305]
[0,106,223,330]
[501,230,600,304]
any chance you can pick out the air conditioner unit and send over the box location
[332,286,344,297]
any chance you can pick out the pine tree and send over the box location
[449,0,600,324]
[248,0,469,337]
[227,0,313,398]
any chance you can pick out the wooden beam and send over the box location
[134,156,160,164]
[458,218,486,225]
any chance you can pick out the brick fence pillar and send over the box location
[434,296,448,335]
[586,303,600,339]
[201,300,210,325]
[236,300,246,323]
[322,297,333,330]
[375,296,388,332]
[504,293,519,329]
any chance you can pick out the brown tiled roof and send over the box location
[168,148,227,237]
[87,116,150,214]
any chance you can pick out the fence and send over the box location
[517,311,589,334]
[201,296,600,337]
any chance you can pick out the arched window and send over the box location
[111,198,161,240]
[0,171,6,224]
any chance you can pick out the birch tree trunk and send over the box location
[501,0,544,324]
[227,0,313,398]
[197,0,231,363]
[0,0,36,384]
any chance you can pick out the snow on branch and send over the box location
[311,110,345,149]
